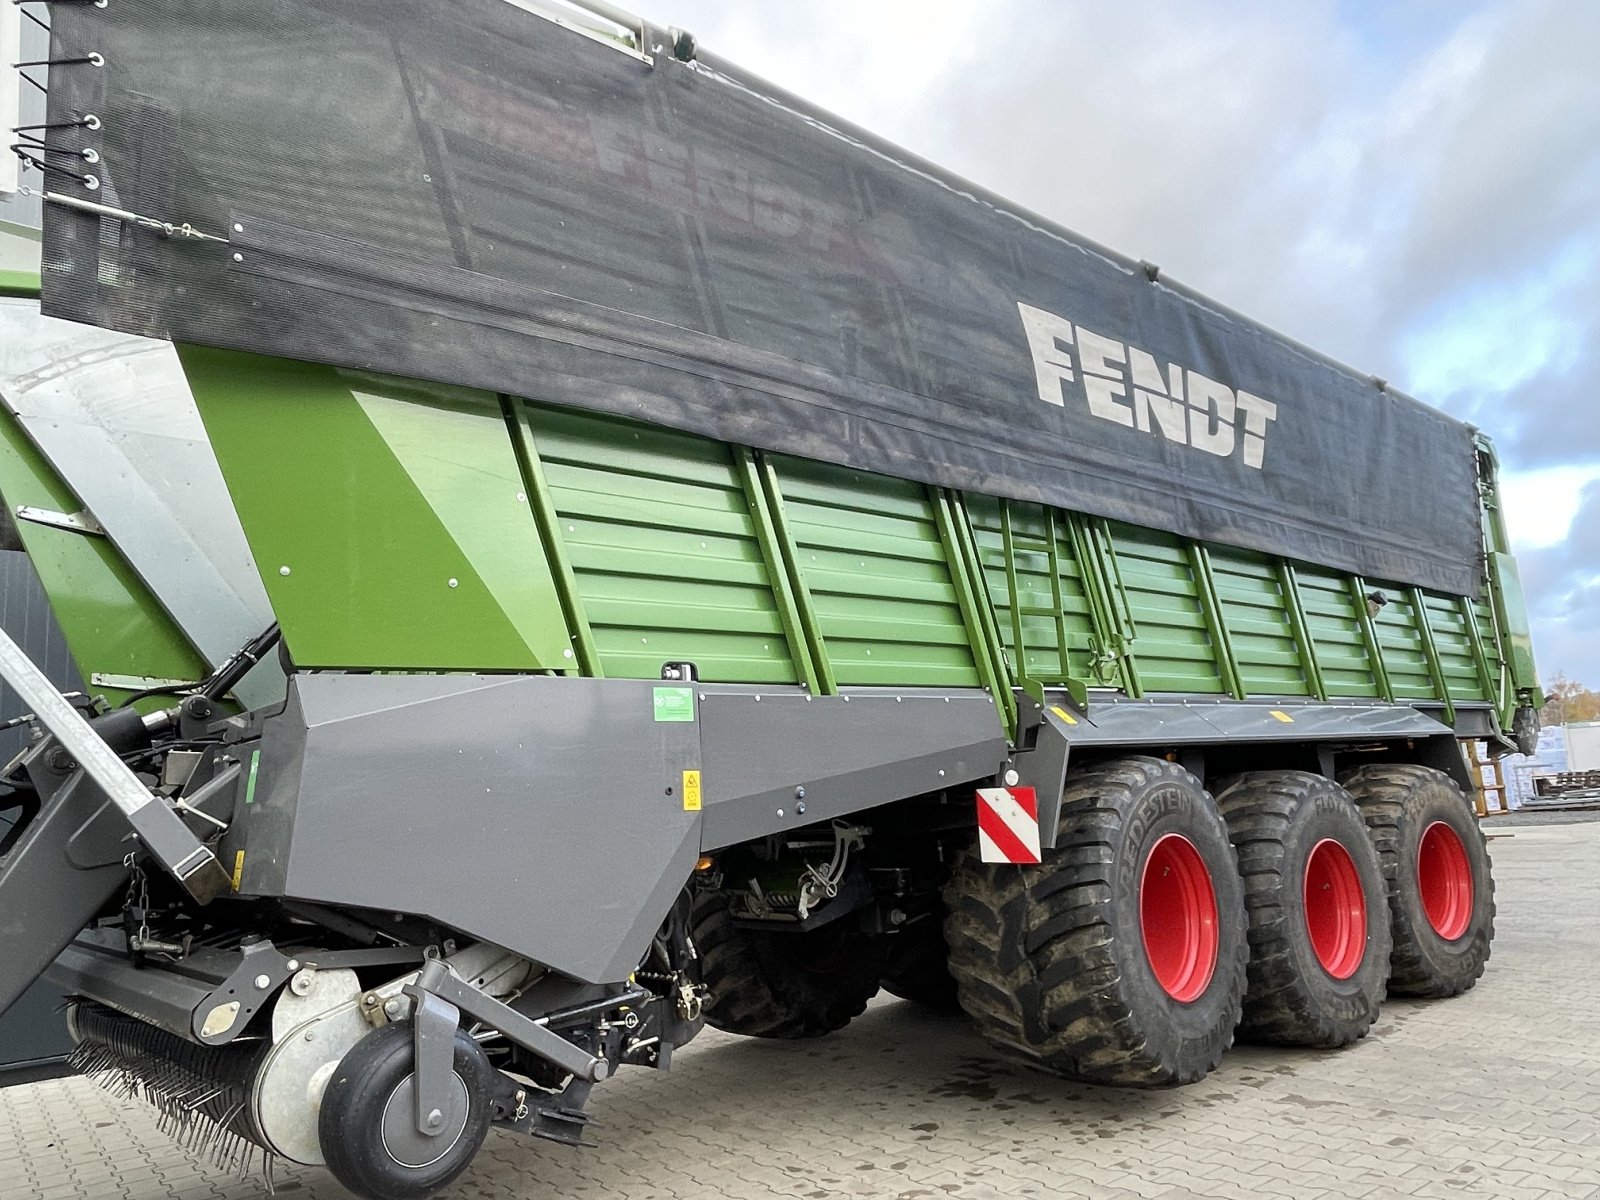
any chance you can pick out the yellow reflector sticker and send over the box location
[1269,710,1294,723]
[682,769,702,812]
[1049,705,1078,726]
[231,850,246,892]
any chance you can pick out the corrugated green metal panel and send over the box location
[183,347,569,671]
[0,408,208,706]
[529,406,804,684]
[1209,547,1309,698]
[964,495,1097,682]
[169,337,1523,714]
[934,491,1016,731]
[1295,566,1380,699]
[1420,592,1490,703]
[769,458,981,688]
[1369,586,1437,700]
[1105,522,1225,695]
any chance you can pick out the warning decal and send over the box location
[976,786,1042,865]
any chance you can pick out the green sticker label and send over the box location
[653,686,696,723]
[244,749,261,804]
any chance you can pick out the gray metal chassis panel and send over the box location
[239,677,1008,984]
[1049,692,1462,746]
[236,675,1471,990]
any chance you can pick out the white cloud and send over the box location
[1500,466,1600,551]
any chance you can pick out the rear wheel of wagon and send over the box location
[944,756,1247,1086]
[881,902,959,1010]
[1216,771,1390,1047]
[1340,764,1494,997]
[690,894,885,1038]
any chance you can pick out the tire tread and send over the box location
[1216,770,1390,1048]
[691,895,883,1038]
[944,756,1247,1087]
[1341,763,1495,997]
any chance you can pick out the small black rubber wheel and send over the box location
[319,1022,495,1200]
[691,893,885,1038]
[1216,771,1391,1047]
[881,906,960,1010]
[945,756,1247,1086]
[1341,763,1495,997]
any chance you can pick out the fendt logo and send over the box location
[1018,302,1279,470]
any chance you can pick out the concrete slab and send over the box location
[2,822,1596,1200]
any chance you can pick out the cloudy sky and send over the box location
[646,0,1598,687]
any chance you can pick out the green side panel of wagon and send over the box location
[174,342,1533,736]
[1368,585,1438,701]
[964,496,1097,685]
[1208,546,1312,699]
[180,347,571,671]
[766,457,983,690]
[1102,522,1228,696]
[1419,591,1492,704]
[510,402,808,686]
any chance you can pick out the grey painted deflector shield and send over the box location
[0,301,281,709]
[697,688,1008,850]
[238,677,1467,987]
[1051,696,1457,746]
[248,675,701,985]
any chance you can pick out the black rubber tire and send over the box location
[1340,763,1495,997]
[1216,771,1391,1047]
[944,756,1247,1086]
[691,894,885,1038]
[319,1022,495,1200]
[881,907,960,1010]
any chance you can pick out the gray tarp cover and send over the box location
[41,0,1483,595]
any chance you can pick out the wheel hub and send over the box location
[1139,833,1220,1003]
[1303,838,1366,979]
[379,1072,470,1170]
[1417,821,1474,940]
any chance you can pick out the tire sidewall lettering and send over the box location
[1112,777,1240,1036]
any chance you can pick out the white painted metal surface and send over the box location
[498,0,644,55]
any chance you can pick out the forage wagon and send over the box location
[0,1,1540,1196]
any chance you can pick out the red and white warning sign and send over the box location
[975,786,1042,864]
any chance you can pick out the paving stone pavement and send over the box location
[1,822,1596,1200]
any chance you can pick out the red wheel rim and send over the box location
[1418,821,1474,940]
[1303,838,1367,979]
[1139,833,1220,1003]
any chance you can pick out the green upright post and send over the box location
[503,400,602,677]
[1349,576,1394,703]
[934,491,1015,738]
[734,449,823,695]
[753,455,838,696]
[1188,544,1246,700]
[1410,587,1456,723]
[1276,561,1327,701]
